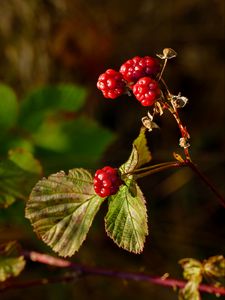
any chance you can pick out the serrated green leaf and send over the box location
[19,84,87,131]
[134,127,152,167]
[0,84,18,131]
[178,281,201,300]
[0,241,25,282]
[25,168,104,257]
[120,127,151,175]
[105,180,148,254]
[0,149,42,208]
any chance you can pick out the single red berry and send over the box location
[93,166,122,198]
[119,56,160,84]
[97,69,126,99]
[132,77,161,106]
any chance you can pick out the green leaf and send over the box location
[120,127,151,175]
[105,180,148,253]
[179,258,202,281]
[0,149,42,208]
[8,148,42,174]
[0,241,25,282]
[0,84,18,131]
[32,116,115,172]
[25,168,104,257]
[179,258,202,300]
[33,116,115,154]
[203,255,225,277]
[19,84,87,131]
[178,281,201,300]
[202,255,225,286]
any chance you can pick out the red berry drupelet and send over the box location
[97,69,126,99]
[119,56,160,84]
[94,166,122,198]
[132,77,161,106]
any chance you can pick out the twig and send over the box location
[186,160,225,207]
[1,251,218,296]
[134,161,185,179]
[0,274,78,292]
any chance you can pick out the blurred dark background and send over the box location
[0,0,224,299]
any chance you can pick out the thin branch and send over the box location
[0,274,78,292]
[161,95,224,206]
[158,59,168,81]
[3,251,219,296]
[134,162,185,179]
[186,160,225,207]
[125,161,182,175]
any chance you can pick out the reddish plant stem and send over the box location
[5,251,220,296]
[134,161,185,179]
[169,106,191,161]
[162,99,224,206]
[186,160,225,208]
[0,275,77,292]
[127,159,224,206]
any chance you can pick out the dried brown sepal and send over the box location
[156,48,177,60]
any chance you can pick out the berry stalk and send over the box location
[133,161,186,179]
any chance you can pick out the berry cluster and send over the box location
[97,69,126,99]
[120,56,160,83]
[94,166,122,198]
[133,77,161,106]
[97,56,161,106]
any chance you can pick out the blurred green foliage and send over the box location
[0,0,224,299]
[0,148,42,208]
[0,241,25,282]
[0,84,18,132]
[0,83,115,173]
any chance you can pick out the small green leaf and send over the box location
[20,84,87,131]
[203,255,225,277]
[25,168,104,257]
[202,255,225,286]
[178,281,201,300]
[179,258,202,281]
[0,241,25,282]
[31,116,115,172]
[120,127,151,175]
[8,148,42,174]
[0,149,42,208]
[105,180,148,254]
[179,258,202,300]
[0,84,18,131]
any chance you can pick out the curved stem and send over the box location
[125,161,180,175]
[134,162,186,179]
[127,158,225,207]
[168,106,191,161]
[160,78,172,97]
[186,160,225,207]
[158,59,168,81]
[2,251,223,297]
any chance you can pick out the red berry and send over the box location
[119,56,160,84]
[132,77,161,106]
[93,166,122,198]
[97,69,126,99]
